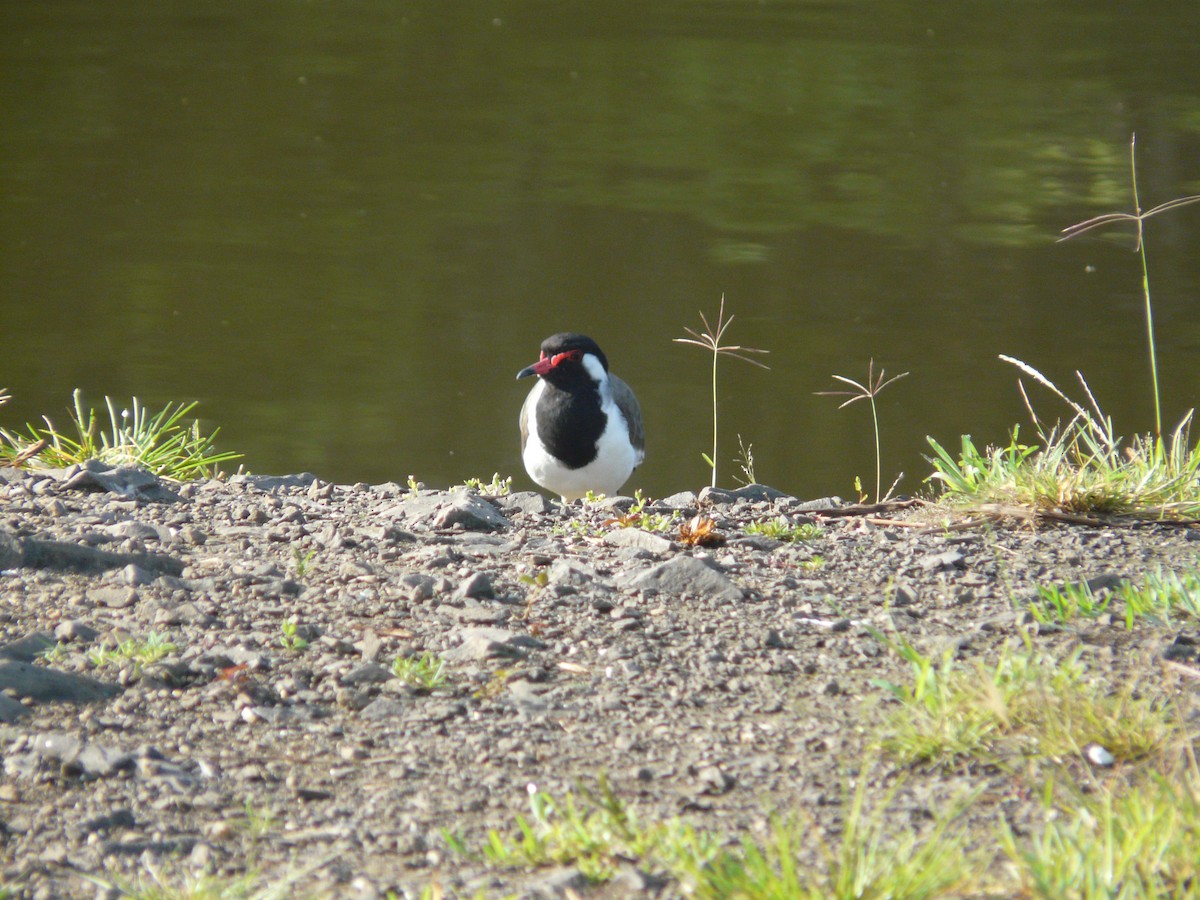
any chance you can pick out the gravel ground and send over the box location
[1,461,1198,898]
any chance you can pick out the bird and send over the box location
[517,332,645,502]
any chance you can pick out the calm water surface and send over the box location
[4,3,1200,499]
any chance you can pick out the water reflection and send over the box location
[2,2,1199,499]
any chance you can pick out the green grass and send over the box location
[745,517,823,542]
[689,778,979,899]
[1001,767,1200,898]
[1114,568,1200,626]
[88,632,177,672]
[0,389,240,480]
[449,772,980,898]
[872,633,1175,770]
[1031,569,1200,629]
[392,651,449,690]
[927,360,1200,520]
[1027,581,1112,627]
[458,473,512,496]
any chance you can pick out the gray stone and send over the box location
[17,536,184,576]
[602,528,673,554]
[0,660,119,704]
[433,495,512,532]
[0,693,28,723]
[524,866,589,898]
[341,663,393,686]
[122,563,156,585]
[359,697,409,719]
[699,484,793,504]
[229,473,320,491]
[0,633,56,663]
[625,556,743,601]
[659,491,700,508]
[399,573,436,600]
[453,572,495,600]
[919,549,965,571]
[0,529,22,570]
[443,627,544,662]
[500,491,555,515]
[91,586,139,609]
[54,619,100,644]
[548,559,603,588]
[54,460,181,502]
[79,808,138,835]
[76,743,135,778]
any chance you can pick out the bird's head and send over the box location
[516,333,609,386]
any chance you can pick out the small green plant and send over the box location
[291,547,316,578]
[1028,582,1112,626]
[733,434,758,486]
[37,641,70,664]
[458,473,512,496]
[0,389,240,480]
[279,620,308,652]
[406,474,423,493]
[1058,133,1200,439]
[674,294,770,488]
[474,667,512,700]
[745,517,823,542]
[602,490,679,533]
[817,359,909,504]
[233,798,278,840]
[88,632,177,672]
[392,651,449,691]
[800,554,826,570]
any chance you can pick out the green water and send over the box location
[4,2,1200,499]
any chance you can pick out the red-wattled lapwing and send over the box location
[517,333,645,502]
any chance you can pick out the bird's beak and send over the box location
[516,357,553,380]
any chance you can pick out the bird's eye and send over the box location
[552,350,582,366]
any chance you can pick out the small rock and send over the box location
[602,528,673,554]
[454,572,495,600]
[341,663,393,686]
[90,586,139,609]
[54,620,100,644]
[625,556,743,601]
[433,495,511,532]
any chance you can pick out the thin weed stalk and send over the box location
[817,359,908,502]
[674,295,769,488]
[1059,133,1200,440]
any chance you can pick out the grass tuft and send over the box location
[0,389,240,480]
[392,651,449,691]
[745,517,823,542]
[927,358,1200,519]
[1001,766,1200,898]
[873,633,1175,770]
